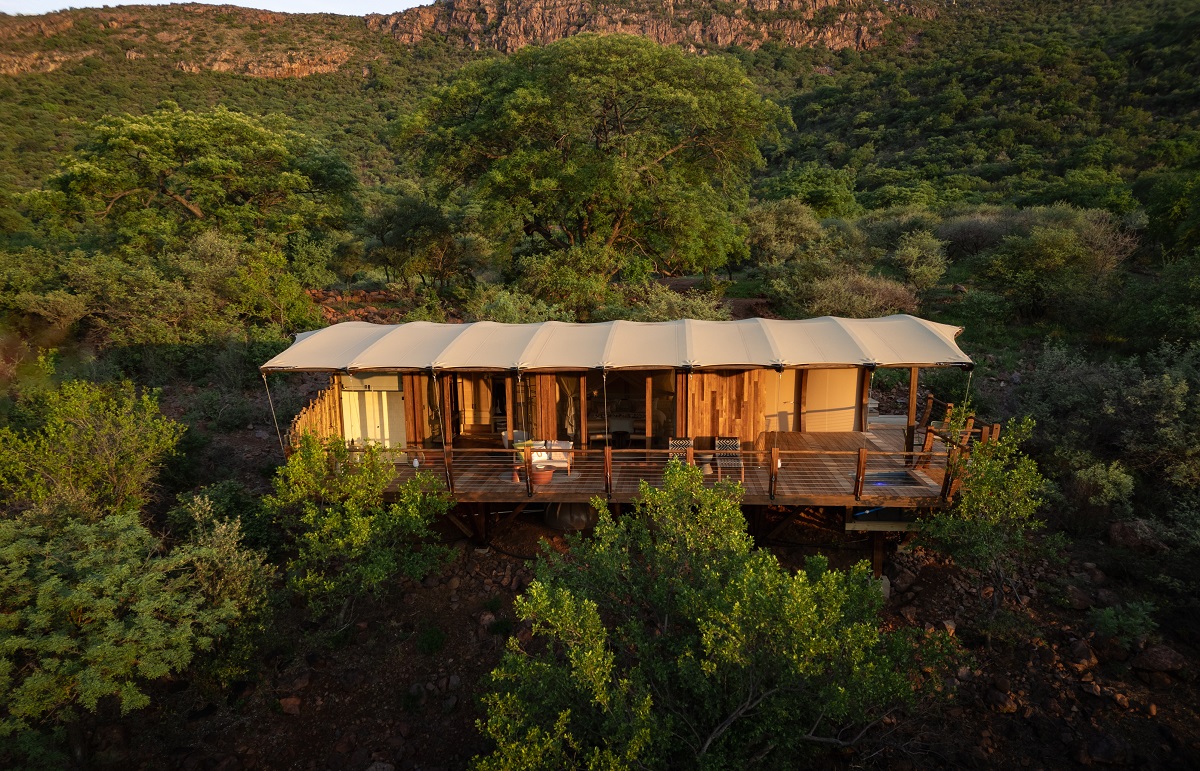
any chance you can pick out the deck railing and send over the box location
[375,444,954,504]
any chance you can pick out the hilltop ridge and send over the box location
[0,0,933,79]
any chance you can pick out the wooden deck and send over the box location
[383,428,953,508]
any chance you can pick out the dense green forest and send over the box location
[3,0,1200,766]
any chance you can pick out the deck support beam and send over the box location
[445,507,475,539]
[871,531,885,578]
[766,505,801,541]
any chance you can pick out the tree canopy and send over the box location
[35,103,358,254]
[408,34,787,276]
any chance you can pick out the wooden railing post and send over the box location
[769,447,780,500]
[523,445,533,497]
[918,393,935,428]
[604,446,613,498]
[940,447,960,500]
[854,448,867,500]
[443,447,455,495]
[686,446,694,466]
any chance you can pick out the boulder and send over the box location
[1108,520,1168,554]
[985,688,1017,714]
[278,696,301,716]
[1067,639,1098,672]
[1066,584,1094,610]
[1131,645,1186,672]
[893,568,917,593]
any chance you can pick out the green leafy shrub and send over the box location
[1087,601,1158,646]
[264,435,454,619]
[475,462,949,769]
[596,281,731,322]
[805,271,919,318]
[892,229,949,294]
[463,285,575,323]
[0,379,270,762]
[922,417,1056,617]
[0,379,184,520]
[0,513,255,738]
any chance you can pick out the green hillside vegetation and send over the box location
[2,0,1200,765]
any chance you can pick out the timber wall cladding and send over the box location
[688,370,768,449]
[289,378,342,447]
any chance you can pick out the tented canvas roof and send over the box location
[260,315,973,373]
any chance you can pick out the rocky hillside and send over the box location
[0,4,384,78]
[367,0,936,53]
[0,0,935,80]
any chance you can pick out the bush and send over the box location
[0,378,184,520]
[892,229,948,294]
[463,285,575,323]
[264,435,454,620]
[0,512,260,743]
[1087,602,1157,646]
[744,198,824,267]
[971,206,1134,323]
[0,379,269,762]
[595,281,731,322]
[805,271,919,318]
[474,462,949,769]
[922,417,1056,618]
[936,207,1015,260]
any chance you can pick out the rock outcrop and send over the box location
[366,0,936,53]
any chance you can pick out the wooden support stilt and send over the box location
[906,367,919,453]
[445,508,475,539]
[766,506,801,541]
[871,531,885,578]
[473,502,488,543]
[498,502,528,530]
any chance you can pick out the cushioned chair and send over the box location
[715,436,744,482]
[667,437,693,462]
[532,440,573,475]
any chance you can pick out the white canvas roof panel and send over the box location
[260,315,973,373]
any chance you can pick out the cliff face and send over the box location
[366,0,935,53]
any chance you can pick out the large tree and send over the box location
[32,103,358,254]
[408,34,786,277]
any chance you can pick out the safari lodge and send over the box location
[263,315,989,534]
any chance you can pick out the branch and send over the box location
[698,686,778,756]
[635,139,693,173]
[99,188,147,218]
[162,189,206,220]
[800,711,893,748]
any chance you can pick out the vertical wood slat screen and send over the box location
[287,378,342,450]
